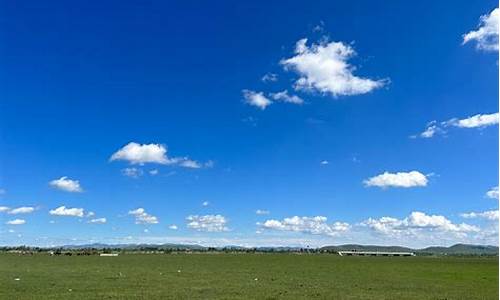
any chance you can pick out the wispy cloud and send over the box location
[128,208,159,224]
[261,73,278,82]
[88,217,107,224]
[186,214,229,232]
[460,210,499,221]
[415,113,499,138]
[6,219,26,225]
[8,207,35,215]
[256,209,270,215]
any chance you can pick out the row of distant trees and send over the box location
[0,245,335,255]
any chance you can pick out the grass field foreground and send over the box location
[0,253,498,299]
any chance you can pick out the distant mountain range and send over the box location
[56,243,499,255]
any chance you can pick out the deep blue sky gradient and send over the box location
[0,0,498,247]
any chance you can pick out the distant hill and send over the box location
[419,244,499,255]
[320,243,498,256]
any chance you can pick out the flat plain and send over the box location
[0,253,498,299]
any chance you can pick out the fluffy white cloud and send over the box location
[280,38,386,97]
[49,206,85,217]
[256,209,270,215]
[362,211,479,237]
[0,206,10,213]
[122,167,143,178]
[149,169,159,176]
[461,210,499,221]
[88,218,107,224]
[111,142,169,164]
[486,186,499,200]
[463,8,499,51]
[169,224,178,230]
[270,90,304,105]
[320,160,329,165]
[128,208,159,224]
[111,142,206,169]
[417,113,499,138]
[49,177,83,193]
[8,207,35,215]
[6,219,26,225]
[364,171,428,188]
[260,216,350,237]
[262,73,278,82]
[186,214,229,232]
[202,201,210,207]
[242,90,272,110]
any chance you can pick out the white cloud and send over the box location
[111,142,169,164]
[460,210,499,221]
[256,209,270,215]
[110,142,206,168]
[362,211,479,237]
[463,8,499,51]
[0,206,10,213]
[88,218,107,224]
[486,186,499,200]
[262,73,278,82]
[242,90,272,110]
[186,214,229,232]
[128,208,159,224]
[149,169,159,176]
[260,216,350,237]
[179,159,202,169]
[8,207,35,215]
[202,201,210,207]
[169,224,178,230]
[417,113,499,138]
[446,113,499,128]
[281,38,386,97]
[320,160,329,165]
[270,90,304,105]
[49,176,83,193]
[417,121,444,138]
[6,219,26,225]
[122,167,143,178]
[49,206,85,217]
[364,171,428,188]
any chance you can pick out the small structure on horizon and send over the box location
[99,253,119,257]
[338,250,415,257]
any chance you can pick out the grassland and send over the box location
[0,253,497,299]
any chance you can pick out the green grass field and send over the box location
[0,253,497,299]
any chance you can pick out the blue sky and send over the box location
[0,0,498,248]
